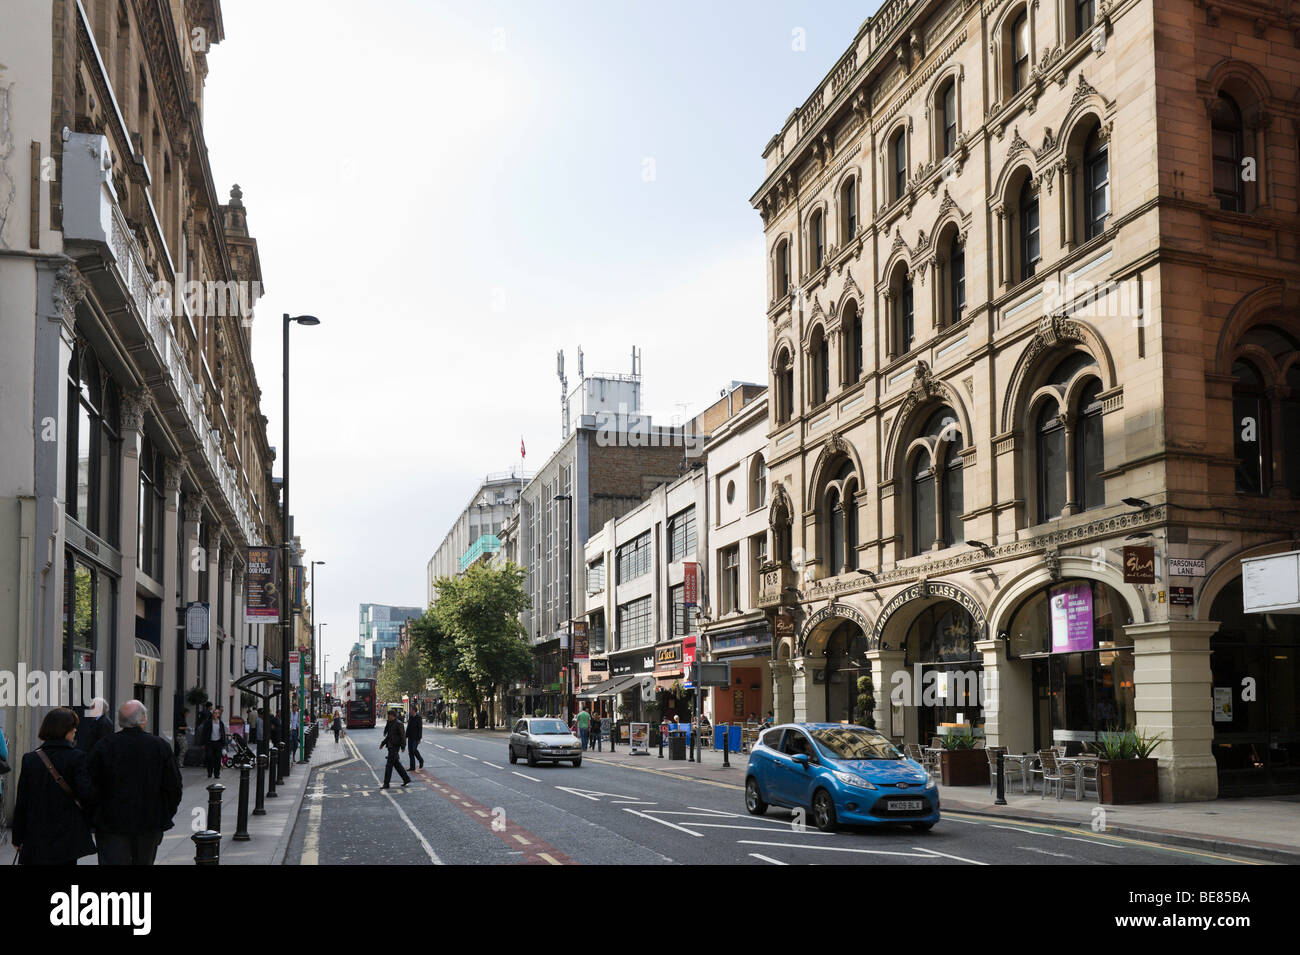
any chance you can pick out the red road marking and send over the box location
[412,769,576,865]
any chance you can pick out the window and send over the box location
[586,558,605,594]
[776,349,795,424]
[720,545,740,613]
[1083,127,1109,240]
[1233,360,1267,494]
[668,508,697,562]
[827,487,844,577]
[1211,93,1246,213]
[1019,178,1040,281]
[1287,367,1300,498]
[810,209,825,269]
[616,531,652,583]
[1037,401,1067,520]
[65,345,122,544]
[1075,0,1095,35]
[942,440,965,547]
[1011,11,1030,94]
[775,239,791,296]
[670,584,694,637]
[842,178,857,240]
[810,327,829,406]
[751,532,768,596]
[897,274,915,355]
[616,595,653,650]
[911,452,936,555]
[843,302,863,382]
[891,129,907,200]
[1074,379,1105,511]
[138,436,165,580]
[750,455,768,510]
[940,80,958,157]
[948,233,965,325]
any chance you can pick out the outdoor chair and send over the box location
[1037,749,1078,800]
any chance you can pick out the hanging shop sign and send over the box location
[185,602,210,650]
[1123,546,1156,584]
[683,561,699,607]
[1049,583,1093,653]
[243,645,259,674]
[245,548,279,623]
[573,621,589,660]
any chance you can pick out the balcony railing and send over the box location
[459,534,502,572]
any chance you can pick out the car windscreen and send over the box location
[810,727,902,761]
[529,720,569,735]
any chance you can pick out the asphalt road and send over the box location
[285,726,1257,866]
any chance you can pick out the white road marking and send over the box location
[347,737,443,864]
[537,852,562,866]
[911,846,989,865]
[687,822,836,835]
[687,806,743,816]
[512,771,541,782]
[622,808,704,837]
[435,745,446,750]
[737,840,927,858]
[482,761,503,769]
[990,824,1049,835]
[446,749,459,754]
[464,754,478,760]
[300,772,326,864]
[749,853,788,865]
[1017,846,1074,858]
[556,786,653,803]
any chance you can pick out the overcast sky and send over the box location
[202,0,874,678]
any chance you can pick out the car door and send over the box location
[749,728,788,805]
[511,720,527,755]
[779,728,821,809]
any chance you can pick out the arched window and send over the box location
[1083,126,1109,240]
[1074,378,1105,511]
[1019,178,1040,281]
[909,407,962,554]
[1011,11,1030,94]
[942,439,965,547]
[810,209,825,269]
[911,451,936,555]
[1075,0,1095,36]
[827,486,844,577]
[1037,400,1067,521]
[891,128,907,201]
[776,348,795,424]
[750,455,768,511]
[1233,359,1268,494]
[774,239,791,297]
[809,326,830,406]
[1212,93,1245,213]
[841,178,857,240]
[893,269,915,356]
[940,79,958,157]
[948,231,965,325]
[842,301,863,383]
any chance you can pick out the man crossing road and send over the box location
[380,709,410,788]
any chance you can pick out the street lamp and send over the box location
[554,493,573,719]
[281,313,319,778]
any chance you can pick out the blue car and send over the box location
[745,723,940,832]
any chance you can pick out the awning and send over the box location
[575,674,641,700]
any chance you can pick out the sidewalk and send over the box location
[442,728,1300,862]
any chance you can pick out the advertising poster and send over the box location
[683,561,698,607]
[1214,687,1233,723]
[1049,582,1094,653]
[629,722,649,755]
[573,621,589,660]
[245,547,279,623]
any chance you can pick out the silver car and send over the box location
[509,718,583,767]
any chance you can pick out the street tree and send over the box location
[376,645,430,705]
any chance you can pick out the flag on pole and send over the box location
[521,436,526,460]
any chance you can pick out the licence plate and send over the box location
[888,799,925,811]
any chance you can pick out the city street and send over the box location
[285,727,1259,866]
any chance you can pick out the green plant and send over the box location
[186,685,209,708]
[855,674,876,729]
[1090,727,1167,759]
[940,732,978,750]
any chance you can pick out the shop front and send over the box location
[903,600,984,744]
[708,622,772,724]
[133,638,162,729]
[609,648,654,723]
[796,604,873,725]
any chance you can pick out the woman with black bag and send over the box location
[11,707,97,865]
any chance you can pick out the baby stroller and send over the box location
[221,733,255,769]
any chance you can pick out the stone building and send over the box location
[752,0,1300,799]
[0,0,282,803]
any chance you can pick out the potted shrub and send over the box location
[855,675,876,729]
[938,732,988,786]
[1094,729,1164,804]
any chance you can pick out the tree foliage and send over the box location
[376,645,430,703]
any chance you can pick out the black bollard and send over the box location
[658,729,664,759]
[234,763,252,840]
[206,782,225,834]
[253,752,268,816]
[722,726,731,769]
[995,750,1007,805]
[192,830,221,865]
[267,744,279,798]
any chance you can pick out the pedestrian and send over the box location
[268,711,280,753]
[195,704,228,778]
[290,703,301,756]
[11,707,97,865]
[88,700,183,866]
[406,706,424,771]
[76,697,114,755]
[379,709,410,789]
[576,706,591,751]
[331,712,343,744]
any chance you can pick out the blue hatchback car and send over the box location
[745,723,940,832]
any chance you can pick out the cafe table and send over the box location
[1057,755,1099,800]
[999,752,1037,794]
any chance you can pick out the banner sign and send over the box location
[185,602,210,650]
[289,651,300,684]
[683,636,697,688]
[573,621,589,660]
[245,548,279,623]
[683,561,698,607]
[292,566,305,613]
[1123,546,1156,584]
[1050,583,1094,653]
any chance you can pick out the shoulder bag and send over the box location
[36,749,85,812]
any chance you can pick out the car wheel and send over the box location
[572,758,582,768]
[527,747,538,767]
[508,746,517,764]
[911,821,936,832]
[745,777,768,816]
[812,789,839,832]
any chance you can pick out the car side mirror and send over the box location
[792,753,811,769]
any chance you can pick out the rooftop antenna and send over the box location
[578,346,584,379]
[631,345,641,378]
[557,349,569,439]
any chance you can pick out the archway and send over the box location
[799,605,874,724]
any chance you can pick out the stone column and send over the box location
[159,462,183,743]
[182,498,203,719]
[114,393,146,713]
[220,557,234,711]
[204,530,223,697]
[791,657,819,722]
[1127,620,1220,801]
[867,649,906,739]
[771,660,795,724]
[977,637,1032,752]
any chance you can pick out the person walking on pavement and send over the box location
[331,712,343,744]
[88,700,183,866]
[195,704,228,778]
[290,703,301,757]
[576,706,591,751]
[11,707,97,865]
[380,709,410,788]
[76,697,114,755]
[406,707,424,770]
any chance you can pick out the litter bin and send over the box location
[668,730,688,761]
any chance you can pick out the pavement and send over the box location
[442,727,1300,864]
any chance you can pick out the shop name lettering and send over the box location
[889,668,988,707]
[656,646,682,664]
[1124,550,1155,578]
[0,666,104,707]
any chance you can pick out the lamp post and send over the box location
[554,493,573,718]
[281,312,319,779]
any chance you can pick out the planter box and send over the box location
[1098,758,1159,804]
[940,748,989,786]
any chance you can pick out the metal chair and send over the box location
[1037,749,1078,800]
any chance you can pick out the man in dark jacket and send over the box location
[75,697,114,755]
[12,707,97,864]
[380,709,409,788]
[194,704,228,778]
[88,700,183,865]
[406,708,424,770]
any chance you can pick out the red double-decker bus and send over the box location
[344,677,376,729]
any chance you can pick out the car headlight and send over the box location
[923,777,936,790]
[832,770,877,790]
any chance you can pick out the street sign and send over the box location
[1168,558,1206,577]
[1170,586,1194,606]
[185,602,210,650]
[243,644,258,674]
[289,651,300,684]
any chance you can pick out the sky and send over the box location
[202,0,878,679]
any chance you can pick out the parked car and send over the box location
[509,717,583,767]
[745,723,939,832]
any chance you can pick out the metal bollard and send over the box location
[995,750,1007,805]
[658,730,664,759]
[192,830,221,865]
[206,782,225,834]
[722,727,731,769]
[267,744,279,798]
[253,753,268,816]
[234,762,252,840]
